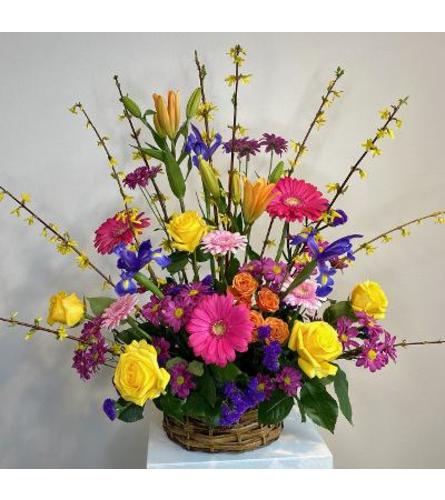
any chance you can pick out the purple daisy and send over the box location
[141,295,163,326]
[72,317,108,381]
[151,336,171,366]
[161,295,194,332]
[356,340,388,372]
[261,258,287,286]
[239,259,263,279]
[275,367,302,396]
[337,316,360,349]
[123,165,162,189]
[169,363,196,399]
[383,331,398,363]
[223,137,261,160]
[355,311,384,340]
[260,133,288,156]
[247,374,275,404]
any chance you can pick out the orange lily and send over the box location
[152,91,180,140]
[242,178,277,225]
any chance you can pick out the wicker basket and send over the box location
[163,409,283,453]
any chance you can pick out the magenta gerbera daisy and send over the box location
[186,293,254,367]
[101,294,138,330]
[94,211,150,255]
[266,178,328,222]
[201,230,247,256]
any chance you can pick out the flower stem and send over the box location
[260,217,275,258]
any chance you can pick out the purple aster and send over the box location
[169,363,196,399]
[261,258,287,285]
[123,165,162,189]
[102,398,117,421]
[383,331,397,363]
[151,336,171,366]
[275,367,302,397]
[141,295,163,326]
[223,137,261,160]
[263,340,282,372]
[161,295,194,332]
[356,339,388,372]
[246,374,275,404]
[337,316,360,349]
[72,317,108,381]
[239,259,263,279]
[355,311,384,340]
[180,277,213,302]
[260,133,288,156]
[162,281,187,297]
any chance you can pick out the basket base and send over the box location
[163,409,283,453]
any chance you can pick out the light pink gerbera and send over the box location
[201,230,247,256]
[94,211,150,254]
[101,294,138,330]
[283,278,322,311]
[186,294,253,367]
[266,178,328,222]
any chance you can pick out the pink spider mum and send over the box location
[266,178,328,222]
[186,293,253,367]
[201,230,247,256]
[101,294,138,330]
[94,211,150,254]
[283,278,322,311]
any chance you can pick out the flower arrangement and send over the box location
[1,45,444,450]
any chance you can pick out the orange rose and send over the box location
[265,317,290,344]
[249,310,265,342]
[230,272,258,302]
[257,288,280,313]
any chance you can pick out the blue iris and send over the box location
[290,232,362,298]
[185,124,222,167]
[113,240,171,296]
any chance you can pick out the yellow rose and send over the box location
[47,291,84,327]
[166,211,208,252]
[351,280,388,320]
[114,340,170,406]
[288,321,342,379]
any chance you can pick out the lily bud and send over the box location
[230,171,241,205]
[199,158,220,200]
[269,160,285,183]
[152,91,180,140]
[186,88,202,119]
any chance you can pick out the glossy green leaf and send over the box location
[167,251,189,274]
[258,390,294,425]
[300,379,338,433]
[86,297,115,316]
[333,367,353,424]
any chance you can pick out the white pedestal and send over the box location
[146,406,333,469]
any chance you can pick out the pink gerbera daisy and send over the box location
[94,211,150,254]
[101,294,138,330]
[186,294,253,367]
[266,178,328,222]
[201,230,247,256]
[283,278,322,311]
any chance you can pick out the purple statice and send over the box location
[260,133,288,156]
[72,317,108,381]
[246,374,275,404]
[223,137,261,160]
[161,295,194,333]
[102,398,117,421]
[275,367,302,396]
[261,258,287,286]
[330,209,348,227]
[151,336,171,366]
[141,295,162,326]
[263,340,282,372]
[355,311,384,340]
[169,363,196,399]
[337,316,360,349]
[219,382,252,426]
[257,324,272,341]
[356,339,388,372]
[123,165,162,189]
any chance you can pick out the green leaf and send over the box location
[195,247,211,262]
[116,326,146,344]
[188,360,204,377]
[323,300,356,326]
[183,392,208,419]
[167,251,189,274]
[116,400,145,423]
[300,379,338,433]
[158,392,184,423]
[210,363,241,383]
[87,297,115,316]
[226,257,240,283]
[166,357,186,369]
[258,390,294,425]
[284,260,317,296]
[333,367,353,424]
[141,147,164,161]
[247,246,260,261]
[198,373,217,407]
[121,96,141,118]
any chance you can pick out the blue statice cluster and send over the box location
[257,324,282,373]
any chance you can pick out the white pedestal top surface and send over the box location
[146,406,333,469]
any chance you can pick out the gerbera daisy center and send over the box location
[211,320,227,337]
[284,196,301,207]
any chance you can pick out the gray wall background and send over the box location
[0,33,444,468]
